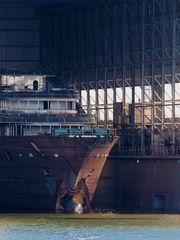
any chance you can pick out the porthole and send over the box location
[29,153,33,158]
[54,153,59,158]
[19,153,23,157]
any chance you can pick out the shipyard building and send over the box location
[0,0,180,213]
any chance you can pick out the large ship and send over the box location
[0,75,118,213]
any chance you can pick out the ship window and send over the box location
[33,80,38,91]
[43,101,49,110]
[29,153,33,158]
[59,101,66,110]
[67,101,73,110]
[54,153,59,158]
[19,153,23,157]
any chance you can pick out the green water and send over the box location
[0,214,180,240]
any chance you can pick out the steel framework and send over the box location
[38,0,180,155]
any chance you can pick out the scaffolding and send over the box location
[39,0,180,155]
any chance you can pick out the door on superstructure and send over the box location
[33,80,38,91]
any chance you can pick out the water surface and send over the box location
[0,214,180,240]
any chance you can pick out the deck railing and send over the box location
[0,112,94,124]
[0,91,79,99]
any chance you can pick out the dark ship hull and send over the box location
[0,135,118,213]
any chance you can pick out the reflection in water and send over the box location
[0,214,180,240]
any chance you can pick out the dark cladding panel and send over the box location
[0,48,6,60]
[6,61,23,69]
[0,32,39,46]
[0,62,6,70]
[3,32,23,46]
[23,32,39,46]
[0,3,40,74]
[0,32,6,46]
[0,3,38,19]
[23,62,39,72]
[6,47,23,60]
[0,19,39,30]
[0,20,23,30]
[24,48,39,60]
[23,20,40,30]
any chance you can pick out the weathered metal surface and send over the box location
[0,135,118,213]
[94,157,180,213]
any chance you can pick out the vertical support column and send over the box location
[20,125,23,136]
[161,0,165,148]
[15,124,17,136]
[131,1,136,148]
[38,99,40,116]
[18,99,20,116]
[78,12,82,108]
[95,7,99,129]
[28,99,30,112]
[54,14,57,74]
[87,69,90,115]
[113,64,117,134]
[113,69,116,103]
[121,0,127,145]
[122,0,126,110]
[104,67,108,128]
[141,0,145,150]
[95,68,99,128]
[104,4,108,128]
[172,0,176,154]
[151,0,155,149]
[79,70,82,107]
[39,11,43,69]
[113,4,117,105]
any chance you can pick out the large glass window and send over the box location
[59,101,66,110]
